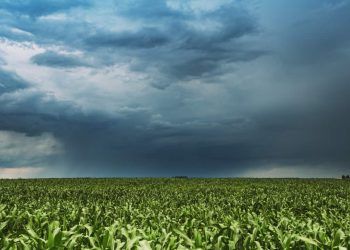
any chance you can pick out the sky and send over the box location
[0,0,349,178]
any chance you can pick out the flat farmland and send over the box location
[0,178,349,249]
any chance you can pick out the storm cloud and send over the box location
[0,0,349,177]
[31,51,90,68]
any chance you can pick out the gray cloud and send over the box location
[1,0,262,83]
[85,28,170,49]
[275,1,350,65]
[0,130,63,167]
[31,51,90,68]
[0,68,29,94]
[71,3,262,88]
[0,0,349,177]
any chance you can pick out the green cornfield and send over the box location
[0,178,349,249]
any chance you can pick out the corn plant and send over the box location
[0,178,349,249]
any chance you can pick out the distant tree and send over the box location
[342,175,346,179]
[347,175,350,179]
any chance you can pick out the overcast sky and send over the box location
[0,0,349,178]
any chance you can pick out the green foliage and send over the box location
[0,178,349,249]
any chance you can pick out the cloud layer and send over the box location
[0,0,349,177]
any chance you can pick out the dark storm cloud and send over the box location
[111,2,261,82]
[1,0,350,177]
[1,0,262,83]
[0,70,253,175]
[275,1,350,65]
[0,86,78,137]
[0,66,80,136]
[0,69,28,94]
[31,51,90,68]
[85,28,170,49]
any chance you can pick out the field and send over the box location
[0,178,349,249]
